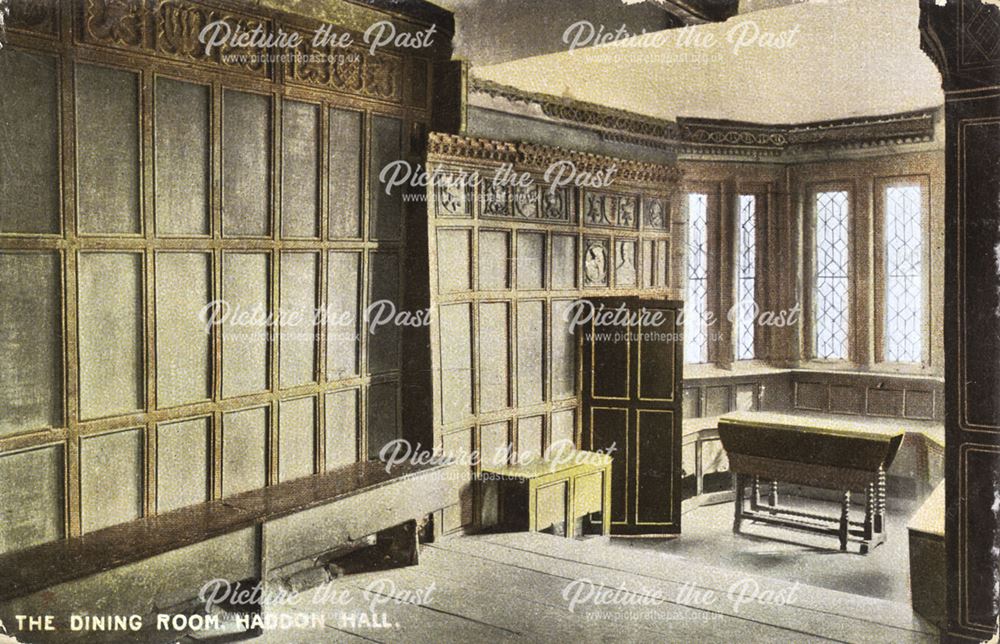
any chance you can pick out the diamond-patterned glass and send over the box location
[736,195,756,360]
[814,191,849,360]
[884,185,923,363]
[685,193,709,364]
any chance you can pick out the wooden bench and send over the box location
[0,459,464,638]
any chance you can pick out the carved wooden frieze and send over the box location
[8,0,59,36]
[81,0,147,49]
[155,1,268,76]
[644,197,667,230]
[616,195,638,229]
[540,186,572,223]
[583,238,609,287]
[433,172,472,218]
[284,36,403,102]
[479,182,510,218]
[512,185,538,219]
[584,192,610,227]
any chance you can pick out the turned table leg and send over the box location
[769,480,778,508]
[839,490,851,551]
[874,465,886,535]
[751,476,761,511]
[733,473,744,533]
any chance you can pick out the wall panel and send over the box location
[279,396,316,482]
[279,252,318,388]
[281,100,320,239]
[80,428,143,533]
[0,50,59,234]
[155,252,211,408]
[328,108,363,239]
[325,389,358,469]
[154,78,210,236]
[76,64,140,235]
[156,417,209,513]
[222,407,268,498]
[222,89,270,237]
[0,252,62,435]
[0,445,63,554]
[78,253,144,420]
[327,252,360,379]
[222,253,269,398]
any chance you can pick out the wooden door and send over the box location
[580,297,683,536]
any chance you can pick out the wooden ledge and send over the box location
[0,460,457,603]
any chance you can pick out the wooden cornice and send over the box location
[427,132,683,190]
[469,77,940,158]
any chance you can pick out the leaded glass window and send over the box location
[884,185,923,363]
[735,195,757,360]
[814,191,849,360]
[685,193,709,364]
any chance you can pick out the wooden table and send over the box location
[718,411,904,554]
[480,451,613,538]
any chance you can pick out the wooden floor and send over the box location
[235,532,937,644]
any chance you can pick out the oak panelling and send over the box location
[75,64,140,235]
[0,49,59,234]
[478,229,510,290]
[636,409,675,524]
[550,299,576,401]
[904,389,935,420]
[437,228,472,293]
[0,252,62,436]
[80,428,143,533]
[615,240,637,287]
[156,417,209,513]
[155,252,211,408]
[656,240,669,287]
[281,99,320,239]
[480,421,510,468]
[829,384,864,415]
[517,416,544,464]
[328,107,363,239]
[641,240,654,289]
[682,387,700,419]
[278,396,316,482]
[366,381,399,460]
[0,445,64,555]
[793,381,828,411]
[735,384,757,411]
[78,252,144,420]
[222,406,268,498]
[325,389,358,470]
[479,302,510,413]
[551,235,577,290]
[440,303,473,425]
[517,301,545,406]
[368,252,401,375]
[326,252,360,380]
[222,89,270,238]
[551,409,575,447]
[517,232,545,290]
[703,386,731,417]
[867,387,905,417]
[153,77,210,236]
[369,115,403,240]
[278,252,318,388]
[638,310,676,401]
[221,252,269,398]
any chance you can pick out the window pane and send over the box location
[735,195,757,360]
[685,193,708,364]
[814,191,849,360]
[884,185,923,363]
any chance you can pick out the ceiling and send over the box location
[470,0,945,124]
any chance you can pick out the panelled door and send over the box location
[580,297,683,536]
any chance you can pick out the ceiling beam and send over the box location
[644,0,739,24]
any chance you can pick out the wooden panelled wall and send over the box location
[425,134,683,533]
[0,0,446,554]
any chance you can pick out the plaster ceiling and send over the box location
[471,0,945,124]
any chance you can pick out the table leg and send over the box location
[769,480,778,508]
[860,482,874,554]
[839,490,850,551]
[875,465,886,534]
[733,474,744,533]
[751,476,760,511]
